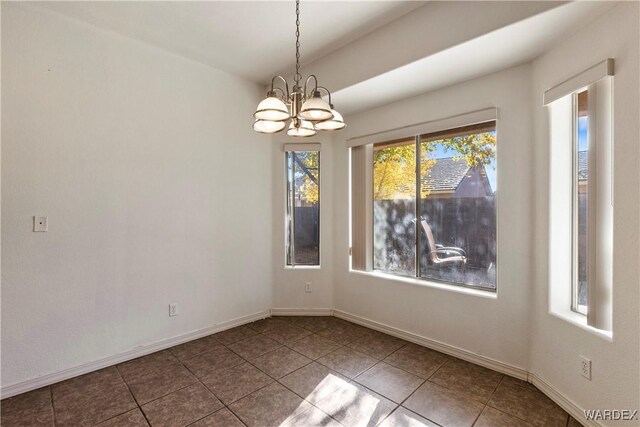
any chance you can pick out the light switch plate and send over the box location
[33,216,48,232]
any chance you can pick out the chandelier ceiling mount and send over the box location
[253,0,346,137]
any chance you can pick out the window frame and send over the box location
[370,121,498,292]
[285,149,321,268]
[571,89,589,315]
[545,58,613,333]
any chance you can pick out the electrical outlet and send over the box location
[33,216,48,232]
[305,282,312,293]
[169,303,179,317]
[580,356,591,380]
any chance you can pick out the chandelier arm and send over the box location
[253,0,345,137]
[303,75,319,97]
[271,75,290,99]
[271,87,287,100]
[316,86,333,107]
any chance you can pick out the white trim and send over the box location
[270,308,333,316]
[349,270,497,299]
[333,309,527,380]
[346,108,497,148]
[283,142,321,152]
[529,373,601,427]
[0,310,270,399]
[334,310,601,425]
[1,307,602,427]
[543,58,613,106]
[549,308,613,342]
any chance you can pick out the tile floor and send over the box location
[1,316,583,427]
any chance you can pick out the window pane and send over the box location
[418,126,497,289]
[373,140,416,275]
[286,151,319,266]
[575,90,588,313]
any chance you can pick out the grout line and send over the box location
[483,375,551,425]
[25,315,548,427]
[48,386,59,427]
[105,366,150,427]
[143,346,239,425]
[185,407,246,427]
[469,375,504,426]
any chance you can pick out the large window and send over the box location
[286,150,320,266]
[373,122,497,290]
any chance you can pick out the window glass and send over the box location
[419,127,497,289]
[286,151,320,266]
[373,139,416,275]
[574,90,588,314]
[372,123,497,290]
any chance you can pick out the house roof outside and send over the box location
[422,157,472,192]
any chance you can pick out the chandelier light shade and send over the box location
[253,119,287,134]
[287,119,316,137]
[254,94,290,122]
[252,0,346,137]
[314,108,346,130]
[299,90,333,121]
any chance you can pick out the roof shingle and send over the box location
[422,157,470,191]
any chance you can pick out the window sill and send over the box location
[549,308,613,342]
[349,269,497,299]
[284,265,321,270]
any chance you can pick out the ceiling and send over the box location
[332,0,616,114]
[31,1,425,84]
[29,1,615,115]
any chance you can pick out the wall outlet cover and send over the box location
[169,303,179,317]
[580,355,591,380]
[33,216,48,232]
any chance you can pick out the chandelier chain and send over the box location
[253,0,345,135]
[294,0,302,85]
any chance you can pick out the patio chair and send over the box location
[419,219,467,267]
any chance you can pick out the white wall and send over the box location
[2,1,638,418]
[530,2,640,422]
[270,133,335,312]
[331,64,535,370]
[1,3,272,388]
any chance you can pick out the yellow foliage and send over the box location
[293,151,319,205]
[373,132,495,201]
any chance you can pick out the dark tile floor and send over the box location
[1,316,583,427]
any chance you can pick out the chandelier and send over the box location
[253,0,346,137]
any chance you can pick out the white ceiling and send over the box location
[31,1,425,84]
[30,1,616,115]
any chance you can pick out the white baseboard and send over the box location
[333,309,528,380]
[529,373,599,427]
[334,309,600,427]
[0,309,270,399]
[1,306,601,427]
[271,308,334,316]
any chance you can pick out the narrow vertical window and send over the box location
[573,90,588,314]
[545,58,613,331]
[286,150,320,266]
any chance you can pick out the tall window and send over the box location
[286,150,320,266]
[373,122,497,290]
[545,58,613,331]
[573,90,589,314]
